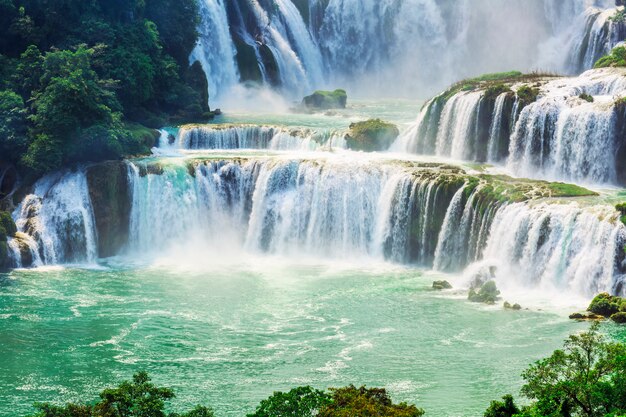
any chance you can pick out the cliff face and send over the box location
[86,161,132,259]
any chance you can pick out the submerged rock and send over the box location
[504,301,522,310]
[432,280,452,290]
[345,119,400,152]
[569,312,605,321]
[302,89,347,110]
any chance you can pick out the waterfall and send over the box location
[565,6,626,74]
[176,125,346,150]
[397,68,626,185]
[190,0,617,102]
[12,170,98,266]
[7,155,625,297]
[478,202,626,296]
[190,0,239,102]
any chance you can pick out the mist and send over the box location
[192,0,619,105]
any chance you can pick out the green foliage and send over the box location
[594,46,626,69]
[579,93,594,103]
[319,385,424,417]
[0,90,28,161]
[247,386,331,417]
[302,89,348,110]
[610,9,626,23]
[26,372,213,417]
[516,85,540,106]
[587,293,626,318]
[469,280,501,304]
[484,395,521,417]
[346,118,400,152]
[519,323,626,417]
[485,324,626,417]
[0,0,205,177]
[484,84,513,100]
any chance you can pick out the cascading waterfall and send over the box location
[191,0,618,100]
[190,0,239,102]
[177,125,346,150]
[11,170,98,266]
[7,155,626,297]
[566,6,626,74]
[397,68,626,184]
[477,202,626,296]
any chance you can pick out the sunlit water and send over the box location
[1,258,625,417]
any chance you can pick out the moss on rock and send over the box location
[594,46,626,68]
[345,119,399,152]
[302,89,347,110]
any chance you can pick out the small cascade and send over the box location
[478,202,626,296]
[190,0,239,102]
[566,6,626,74]
[176,125,346,150]
[12,170,98,266]
[397,68,626,185]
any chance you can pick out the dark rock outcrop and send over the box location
[86,161,132,258]
[302,89,347,110]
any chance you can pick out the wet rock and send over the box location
[432,280,452,290]
[469,280,501,305]
[611,312,626,323]
[302,89,347,110]
[345,119,400,152]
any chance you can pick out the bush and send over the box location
[486,324,626,417]
[345,119,400,152]
[594,46,626,68]
[578,93,594,103]
[25,371,213,417]
[247,386,331,417]
[319,386,424,417]
[516,85,540,106]
[587,292,626,317]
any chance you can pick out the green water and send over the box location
[3,258,623,416]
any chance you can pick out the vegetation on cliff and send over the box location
[0,0,207,178]
[594,46,626,69]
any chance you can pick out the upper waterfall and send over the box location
[190,0,623,104]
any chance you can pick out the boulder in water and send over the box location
[432,280,452,290]
[587,292,626,317]
[468,280,501,305]
[504,301,522,310]
[611,312,626,323]
[302,89,347,110]
[569,312,605,321]
[345,119,400,152]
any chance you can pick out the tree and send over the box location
[27,371,213,417]
[319,386,424,417]
[484,395,521,417]
[247,386,331,417]
[0,90,28,162]
[486,324,626,417]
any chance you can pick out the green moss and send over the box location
[484,84,513,100]
[610,9,626,23]
[124,122,160,156]
[516,85,540,106]
[302,89,347,110]
[594,46,626,69]
[345,119,400,152]
[588,293,626,318]
[579,93,594,103]
[469,280,501,304]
